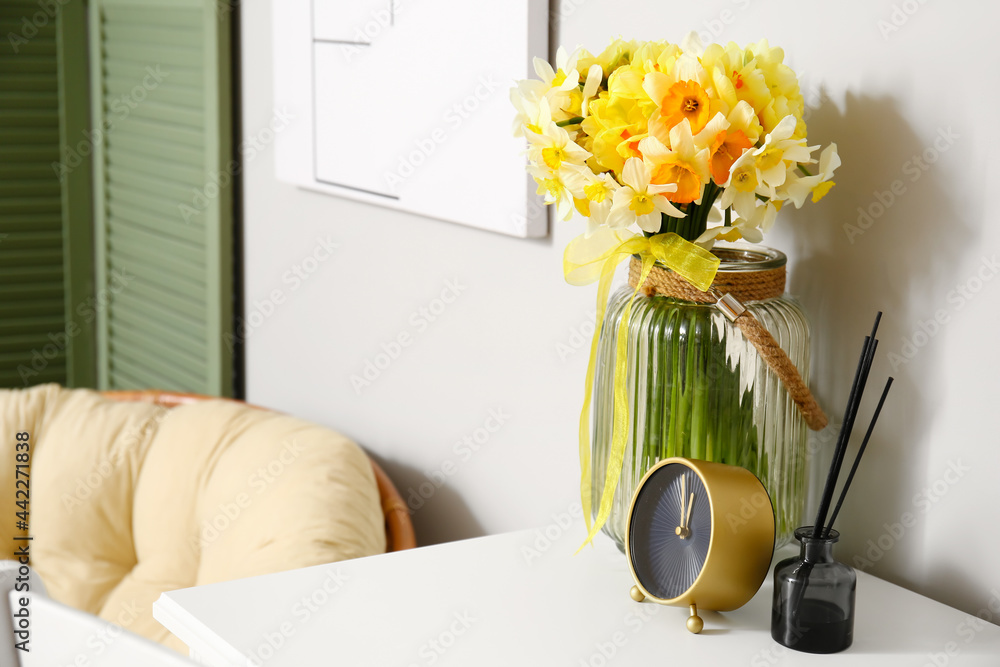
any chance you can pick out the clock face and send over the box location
[628,462,712,601]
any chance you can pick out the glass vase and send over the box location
[771,527,856,653]
[591,246,811,550]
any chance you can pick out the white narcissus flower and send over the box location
[514,47,584,127]
[528,164,587,222]
[526,122,591,172]
[580,64,604,118]
[679,31,705,58]
[639,119,711,205]
[533,46,582,92]
[524,47,582,113]
[782,143,841,207]
[696,202,775,248]
[510,86,552,138]
[742,200,778,236]
[747,114,817,190]
[607,158,684,233]
[578,172,620,235]
[717,147,765,220]
[716,114,813,219]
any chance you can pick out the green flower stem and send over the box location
[690,316,708,459]
[637,302,758,467]
[655,181,723,242]
[556,116,584,127]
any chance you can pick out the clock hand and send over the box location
[680,475,686,521]
[676,476,688,538]
[676,475,692,539]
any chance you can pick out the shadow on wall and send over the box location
[788,92,974,592]
[367,453,486,546]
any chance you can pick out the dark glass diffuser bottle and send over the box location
[771,526,856,653]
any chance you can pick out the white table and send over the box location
[154,528,1000,666]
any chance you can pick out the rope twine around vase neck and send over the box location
[628,257,828,431]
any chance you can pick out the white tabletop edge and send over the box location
[154,591,248,667]
[152,529,1000,666]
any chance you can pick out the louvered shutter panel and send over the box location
[89,0,233,395]
[0,0,93,388]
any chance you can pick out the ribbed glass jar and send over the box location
[592,246,811,550]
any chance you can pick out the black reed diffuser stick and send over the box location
[812,312,883,538]
[826,377,894,532]
[812,338,868,536]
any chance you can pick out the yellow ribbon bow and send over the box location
[564,227,720,549]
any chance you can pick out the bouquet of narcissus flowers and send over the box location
[511,35,839,248]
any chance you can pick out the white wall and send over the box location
[242,0,1000,619]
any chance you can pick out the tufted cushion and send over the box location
[0,385,386,650]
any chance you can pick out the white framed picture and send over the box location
[273,0,550,237]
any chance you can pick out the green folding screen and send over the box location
[89,0,233,395]
[0,0,94,389]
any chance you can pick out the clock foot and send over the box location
[686,604,703,634]
[629,586,645,603]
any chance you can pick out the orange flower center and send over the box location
[660,80,710,134]
[618,129,642,159]
[710,130,752,184]
[651,163,701,204]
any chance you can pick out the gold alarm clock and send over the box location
[625,457,775,633]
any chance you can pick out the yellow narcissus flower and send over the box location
[629,40,680,81]
[582,96,647,175]
[605,43,679,106]
[702,43,777,130]
[607,158,684,233]
[744,39,805,137]
[747,40,803,101]
[763,95,807,140]
[639,119,711,204]
[576,38,636,80]
[607,65,649,102]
